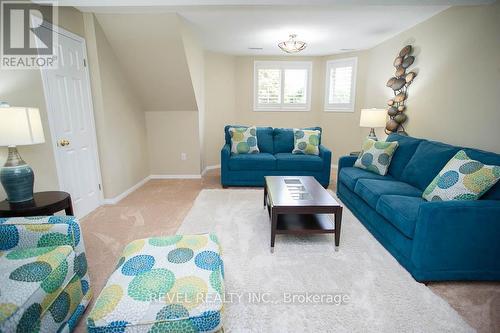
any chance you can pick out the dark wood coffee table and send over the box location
[264,176,342,253]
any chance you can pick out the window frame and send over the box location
[324,57,358,113]
[253,60,313,112]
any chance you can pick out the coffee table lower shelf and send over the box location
[275,214,335,234]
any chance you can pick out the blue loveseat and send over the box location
[221,126,331,187]
[337,133,500,281]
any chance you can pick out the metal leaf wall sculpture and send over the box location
[385,44,417,135]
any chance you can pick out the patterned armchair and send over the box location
[0,216,92,332]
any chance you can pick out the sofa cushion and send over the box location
[354,178,422,209]
[462,148,500,200]
[275,153,323,171]
[229,153,276,171]
[292,129,321,155]
[87,234,224,333]
[386,134,423,180]
[273,127,322,153]
[422,150,500,202]
[376,195,425,239]
[339,167,395,192]
[400,140,460,190]
[229,126,259,154]
[354,139,399,175]
[224,125,274,154]
[0,245,78,332]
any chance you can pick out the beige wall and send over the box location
[203,2,500,171]
[204,52,236,167]
[361,3,500,153]
[2,4,498,202]
[84,15,150,199]
[94,13,197,112]
[181,18,205,171]
[0,7,84,201]
[203,53,371,167]
[146,111,201,175]
[319,51,389,159]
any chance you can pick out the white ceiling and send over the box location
[177,6,449,55]
[69,1,494,56]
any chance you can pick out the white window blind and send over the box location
[324,58,357,112]
[254,61,312,111]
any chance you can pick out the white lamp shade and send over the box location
[359,108,387,128]
[0,107,45,146]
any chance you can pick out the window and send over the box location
[254,61,312,111]
[324,57,357,112]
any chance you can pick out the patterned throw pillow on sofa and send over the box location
[292,129,321,155]
[354,139,399,175]
[229,126,259,154]
[422,150,500,201]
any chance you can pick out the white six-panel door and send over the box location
[41,25,102,218]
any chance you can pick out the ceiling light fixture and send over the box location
[278,34,307,54]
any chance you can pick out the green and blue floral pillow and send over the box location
[354,139,399,175]
[229,126,259,154]
[292,129,321,155]
[422,150,500,201]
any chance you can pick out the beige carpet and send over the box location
[76,171,500,332]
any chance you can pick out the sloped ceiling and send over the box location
[95,13,198,111]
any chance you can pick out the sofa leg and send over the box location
[222,185,228,189]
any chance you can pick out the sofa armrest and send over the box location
[1,216,90,288]
[337,155,357,179]
[221,144,231,169]
[220,144,231,186]
[0,216,83,252]
[338,155,357,170]
[319,145,332,170]
[412,200,500,273]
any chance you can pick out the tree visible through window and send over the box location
[254,61,312,111]
[257,69,281,104]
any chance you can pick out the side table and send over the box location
[349,151,361,157]
[0,191,74,217]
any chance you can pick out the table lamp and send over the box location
[359,108,386,141]
[0,107,45,203]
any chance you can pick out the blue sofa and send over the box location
[337,134,500,281]
[221,126,331,187]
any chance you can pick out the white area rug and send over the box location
[177,189,474,333]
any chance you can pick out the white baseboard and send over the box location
[103,176,151,205]
[202,164,221,175]
[150,174,202,179]
[103,164,335,206]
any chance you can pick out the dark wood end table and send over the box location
[0,191,74,217]
[264,176,343,253]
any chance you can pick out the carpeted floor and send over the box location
[179,189,471,332]
[76,170,500,332]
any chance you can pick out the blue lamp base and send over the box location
[0,147,34,203]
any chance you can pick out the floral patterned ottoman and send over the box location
[87,234,224,333]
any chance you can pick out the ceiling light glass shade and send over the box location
[278,34,307,54]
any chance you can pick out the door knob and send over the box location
[59,139,70,147]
